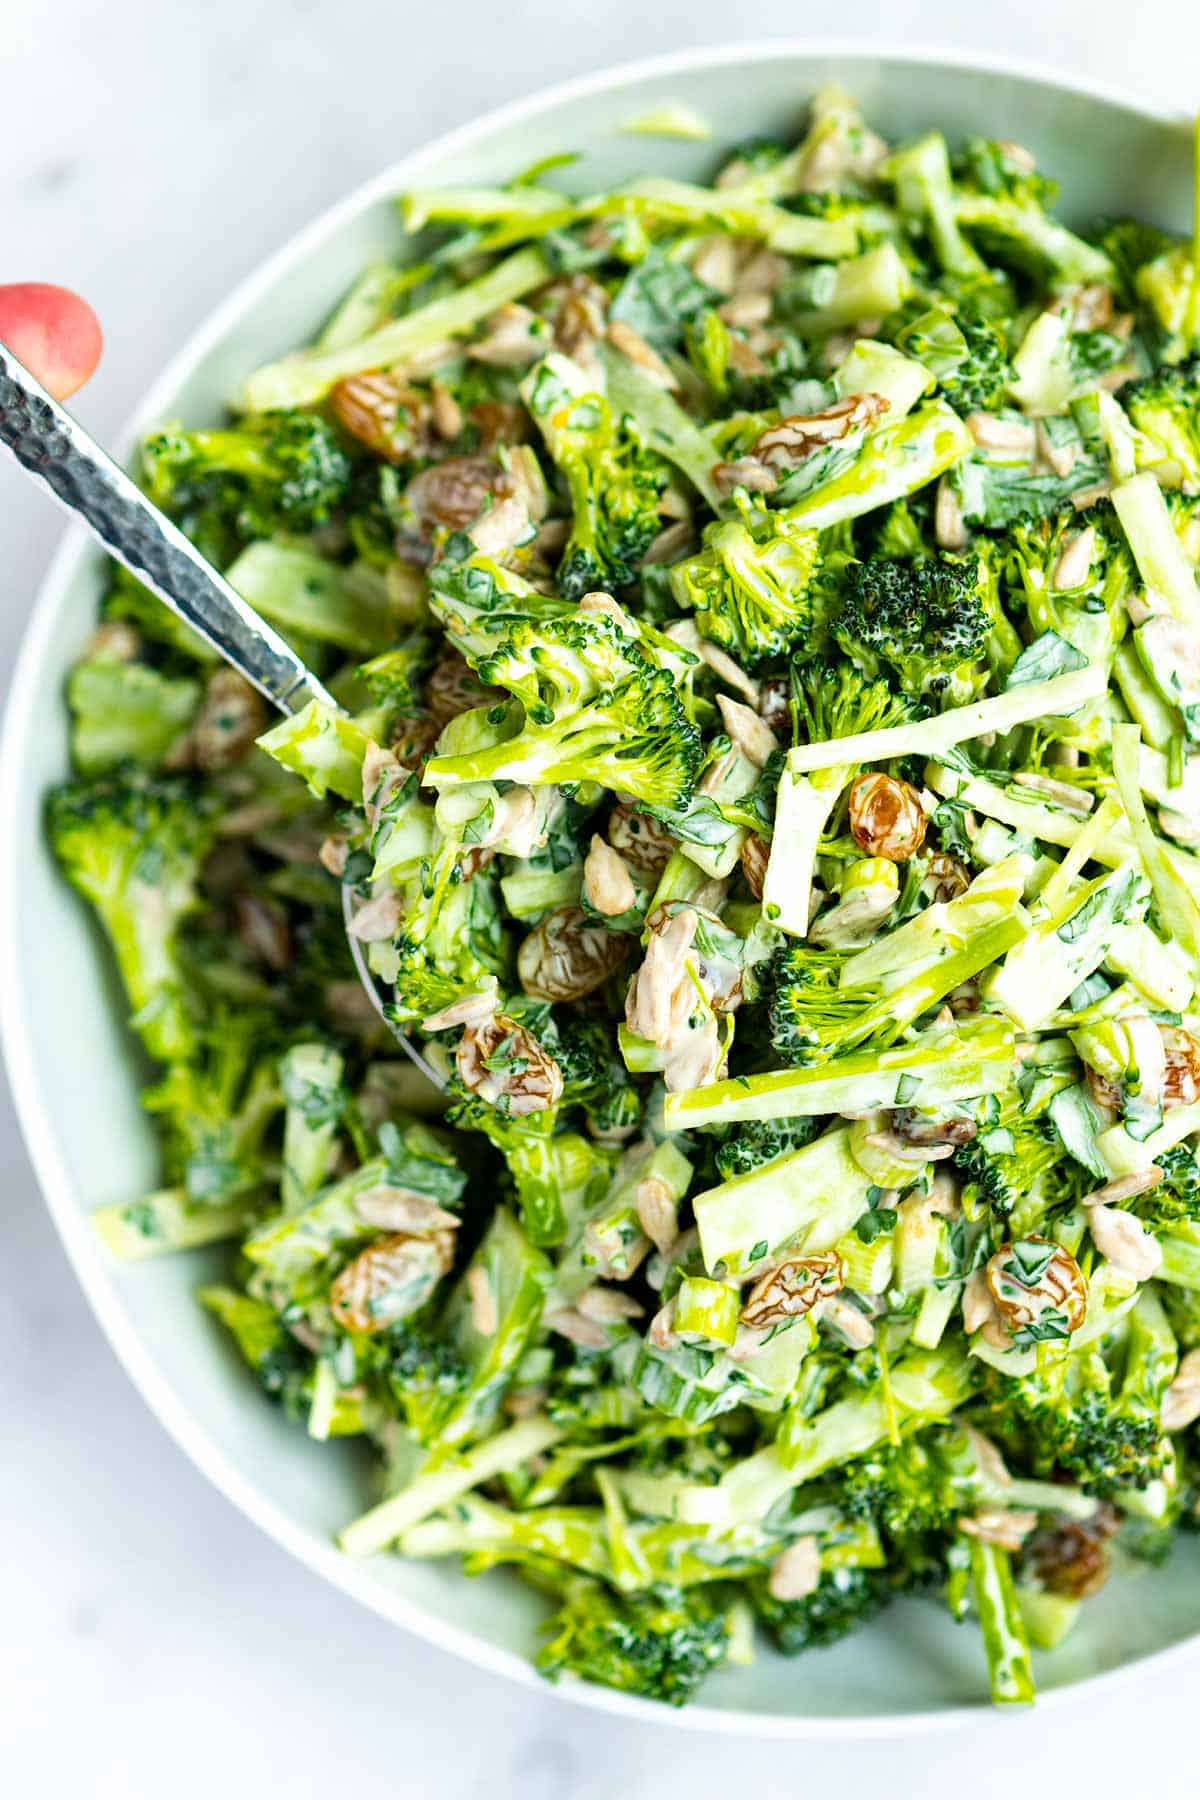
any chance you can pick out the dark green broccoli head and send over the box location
[789,655,919,746]
[1122,359,1200,488]
[713,1116,823,1181]
[834,555,989,698]
[550,1013,644,1136]
[838,1430,965,1583]
[668,509,824,666]
[938,308,1013,414]
[537,1579,728,1705]
[751,1564,892,1655]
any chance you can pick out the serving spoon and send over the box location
[0,341,444,1087]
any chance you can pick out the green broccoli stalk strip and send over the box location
[92,1186,265,1260]
[339,1412,565,1556]
[536,1578,729,1707]
[279,1043,346,1214]
[602,344,726,512]
[675,1347,978,1529]
[786,662,1106,773]
[521,353,669,598]
[766,905,1028,1068]
[224,543,393,656]
[669,506,823,666]
[883,132,984,276]
[67,659,201,774]
[432,1207,553,1453]
[692,1125,872,1281]
[1111,473,1200,635]
[142,409,354,545]
[664,1013,1015,1131]
[833,553,992,701]
[239,246,551,411]
[967,1537,1035,1705]
[422,669,702,812]
[986,861,1149,1033]
[48,774,218,1062]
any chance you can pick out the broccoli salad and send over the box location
[50,85,1200,1708]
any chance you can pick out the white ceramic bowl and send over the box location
[6,41,1200,1736]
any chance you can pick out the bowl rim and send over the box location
[4,34,1197,1738]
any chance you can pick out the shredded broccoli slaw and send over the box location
[49,84,1200,1709]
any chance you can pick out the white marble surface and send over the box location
[4,4,1200,1792]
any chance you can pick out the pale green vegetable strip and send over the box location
[339,1414,565,1555]
[788,665,1106,773]
[239,247,550,410]
[1113,720,1200,960]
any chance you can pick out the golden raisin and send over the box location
[849,772,928,861]
[330,371,434,463]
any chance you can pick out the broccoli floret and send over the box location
[1123,360,1200,488]
[477,610,649,717]
[427,546,574,667]
[386,1326,472,1444]
[751,1564,892,1654]
[48,773,218,1062]
[1139,1143,1200,1229]
[668,507,824,666]
[953,1086,1065,1230]
[950,139,1113,287]
[977,1292,1176,1498]
[521,358,668,599]
[141,411,355,549]
[939,307,1013,415]
[537,1578,728,1705]
[143,1007,283,1205]
[713,1116,823,1181]
[1002,500,1134,671]
[790,654,919,746]
[838,1429,966,1584]
[1098,219,1178,303]
[423,668,702,812]
[549,1013,644,1138]
[833,555,990,700]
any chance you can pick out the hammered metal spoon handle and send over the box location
[0,342,334,714]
